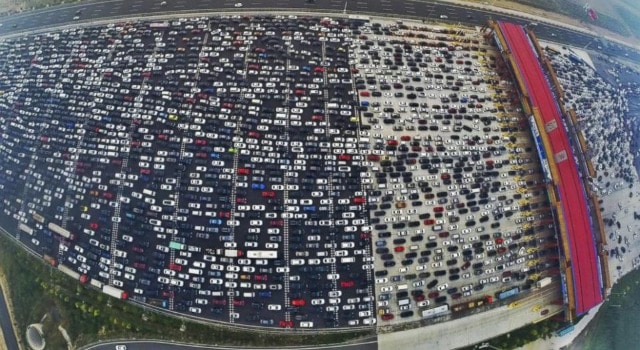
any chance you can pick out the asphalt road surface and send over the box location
[82,337,379,350]
[0,284,19,350]
[0,1,633,350]
[0,0,637,61]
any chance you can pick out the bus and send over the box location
[247,250,278,259]
[48,222,75,240]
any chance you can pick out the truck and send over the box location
[247,250,278,259]
[556,324,575,337]
[43,254,57,267]
[32,212,45,223]
[58,264,81,280]
[102,285,128,300]
[48,222,75,240]
[18,223,34,235]
[169,241,186,250]
[568,53,583,65]
[148,298,169,308]
[216,249,243,257]
[536,277,553,288]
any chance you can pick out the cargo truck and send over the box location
[102,285,128,300]
[536,277,552,288]
[216,249,243,257]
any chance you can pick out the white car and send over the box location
[234,2,243,7]
[116,346,127,350]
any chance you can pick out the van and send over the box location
[188,268,203,275]
[341,257,355,263]
[143,189,156,196]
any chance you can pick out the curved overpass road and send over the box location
[0,0,637,60]
[82,338,378,350]
[0,284,19,350]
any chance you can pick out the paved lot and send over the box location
[0,15,560,331]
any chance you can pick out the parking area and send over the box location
[0,14,561,330]
[346,20,559,324]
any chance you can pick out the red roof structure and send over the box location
[497,21,603,315]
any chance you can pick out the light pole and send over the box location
[343,1,347,14]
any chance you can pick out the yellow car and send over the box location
[168,114,179,121]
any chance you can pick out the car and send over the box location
[115,346,127,350]
[234,2,243,7]
[291,299,306,306]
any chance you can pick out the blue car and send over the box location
[209,218,223,225]
[375,240,387,247]
[251,183,266,190]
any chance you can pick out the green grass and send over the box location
[0,233,373,348]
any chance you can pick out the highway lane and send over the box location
[0,0,637,61]
[0,283,20,350]
[82,337,379,350]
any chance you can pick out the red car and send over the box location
[359,91,370,97]
[233,299,245,306]
[387,139,398,146]
[270,219,284,227]
[360,232,372,239]
[218,211,231,219]
[338,154,351,161]
[368,154,380,161]
[212,298,226,305]
[254,274,268,281]
[400,135,411,141]
[102,191,113,199]
[236,197,248,204]
[340,280,355,288]
[132,246,144,253]
[133,262,146,269]
[261,191,276,198]
[169,263,182,271]
[279,320,294,328]
[381,313,395,321]
[414,294,426,301]
[238,168,250,175]
[247,131,261,138]
[195,139,207,145]
[291,299,306,307]
[353,197,366,204]
[89,222,99,230]
[394,246,405,253]
[312,114,324,121]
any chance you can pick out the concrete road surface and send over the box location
[82,337,378,350]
